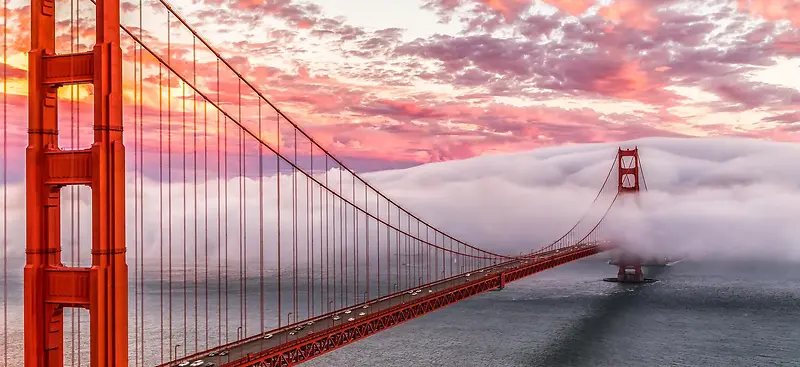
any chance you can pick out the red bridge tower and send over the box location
[25,0,128,363]
[613,147,646,283]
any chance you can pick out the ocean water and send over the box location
[305,258,800,367]
[2,256,799,366]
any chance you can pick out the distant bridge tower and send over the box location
[613,147,645,283]
[25,0,127,363]
[617,147,640,194]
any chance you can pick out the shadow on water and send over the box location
[523,266,671,367]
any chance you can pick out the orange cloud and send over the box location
[235,0,263,9]
[540,0,596,16]
[592,60,677,104]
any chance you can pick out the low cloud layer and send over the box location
[368,137,800,263]
[2,137,800,270]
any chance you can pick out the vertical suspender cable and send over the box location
[277,113,282,328]
[202,67,209,352]
[307,143,312,317]
[159,62,165,363]
[355,173,359,300]
[259,98,264,338]
[167,15,175,357]
[182,64,187,359]
[132,20,139,365]
[192,35,199,355]
[224,115,229,341]
[239,79,246,338]
[216,60,222,347]
[68,0,77,361]
[376,190,380,296]
[325,156,330,311]
[0,12,5,367]
[310,145,314,316]
[292,129,300,320]
[138,4,145,362]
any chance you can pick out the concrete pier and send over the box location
[603,252,657,284]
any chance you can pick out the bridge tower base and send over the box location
[603,253,657,284]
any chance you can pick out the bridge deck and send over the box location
[164,243,603,367]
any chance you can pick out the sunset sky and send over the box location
[2,0,799,173]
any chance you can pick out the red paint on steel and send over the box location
[26,0,127,364]
[217,245,606,367]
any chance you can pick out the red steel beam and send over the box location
[42,52,95,85]
[222,244,605,367]
[44,149,93,186]
[44,267,91,307]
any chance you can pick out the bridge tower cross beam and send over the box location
[25,0,127,363]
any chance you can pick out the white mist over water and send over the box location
[1,137,800,268]
[366,137,800,263]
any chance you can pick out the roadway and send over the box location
[167,244,598,367]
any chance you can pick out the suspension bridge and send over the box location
[3,0,655,366]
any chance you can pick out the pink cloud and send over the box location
[479,0,531,20]
[395,32,683,106]
[229,0,321,28]
[338,97,688,163]
[596,0,676,31]
[774,30,800,55]
[738,0,800,27]
[699,74,800,112]
[424,0,594,22]
[763,112,800,124]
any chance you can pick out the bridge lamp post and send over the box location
[286,312,294,343]
[237,326,242,340]
[363,292,369,303]
[328,301,335,326]
[418,276,422,287]
[174,344,181,360]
